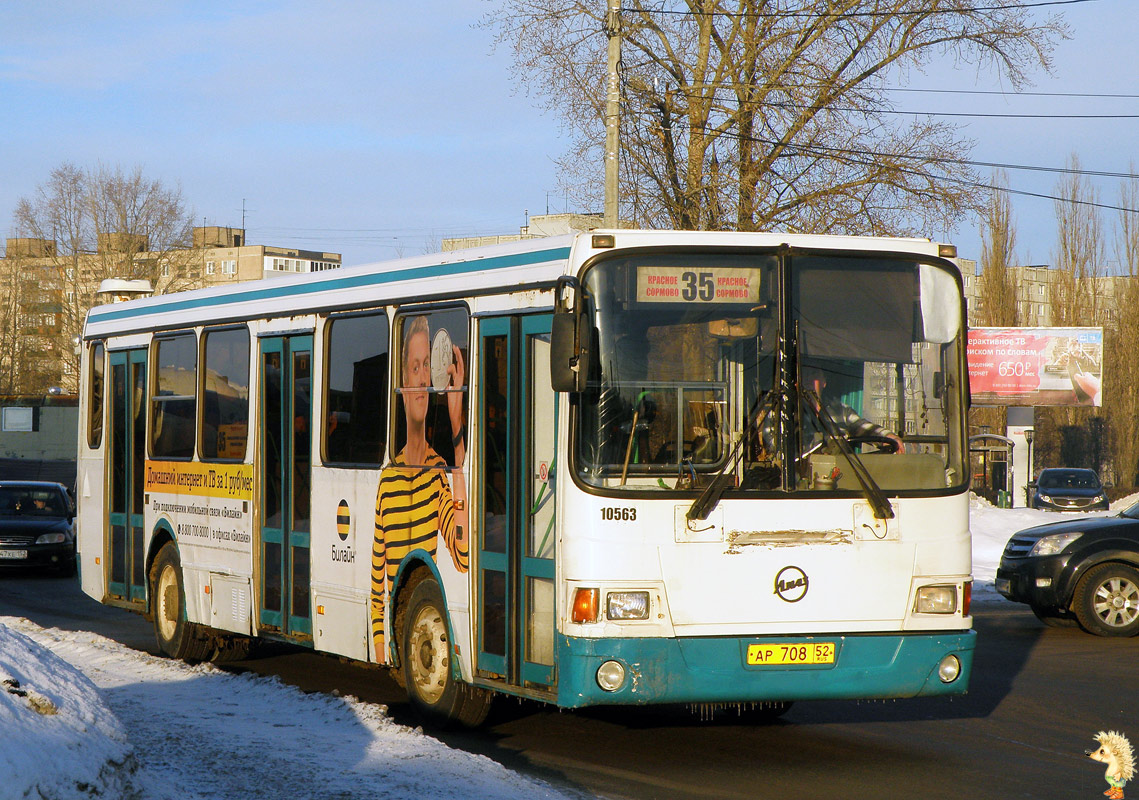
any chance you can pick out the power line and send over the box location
[635,111,1139,180]
[655,82,1139,100]
[882,87,1139,100]
[622,0,1098,20]
[632,115,1139,213]
[659,91,1139,119]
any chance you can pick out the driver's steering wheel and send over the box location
[802,433,901,459]
[846,434,901,454]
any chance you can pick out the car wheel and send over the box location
[1073,563,1139,637]
[151,543,214,661]
[1030,604,1078,628]
[399,576,492,728]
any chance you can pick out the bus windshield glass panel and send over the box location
[574,251,966,495]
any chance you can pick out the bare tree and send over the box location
[0,251,32,394]
[485,0,1067,233]
[976,171,1022,327]
[8,162,199,391]
[1104,168,1139,488]
[1048,154,1106,329]
[1037,154,1107,467]
[969,171,1022,446]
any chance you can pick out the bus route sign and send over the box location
[636,266,760,304]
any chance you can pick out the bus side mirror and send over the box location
[551,275,591,393]
[551,311,591,392]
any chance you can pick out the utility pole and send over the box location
[604,1,621,228]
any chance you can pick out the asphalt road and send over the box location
[2,572,1135,800]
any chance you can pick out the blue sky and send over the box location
[1,1,1135,267]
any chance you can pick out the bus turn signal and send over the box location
[572,588,599,623]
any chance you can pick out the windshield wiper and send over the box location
[802,388,894,520]
[687,388,778,522]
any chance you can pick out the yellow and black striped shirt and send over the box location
[370,449,468,661]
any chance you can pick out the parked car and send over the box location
[1028,467,1109,512]
[995,501,1139,636]
[0,481,77,575]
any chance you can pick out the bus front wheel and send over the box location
[151,543,213,662]
[399,577,492,728]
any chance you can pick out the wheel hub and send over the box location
[409,606,449,703]
[418,638,434,670]
[1094,577,1139,627]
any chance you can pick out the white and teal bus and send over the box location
[76,230,974,726]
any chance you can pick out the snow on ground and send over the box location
[0,617,575,799]
[0,623,138,799]
[5,495,1138,798]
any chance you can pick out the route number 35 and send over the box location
[681,271,715,302]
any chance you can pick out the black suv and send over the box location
[1029,467,1109,512]
[996,502,1139,636]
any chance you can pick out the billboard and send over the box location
[967,327,1103,407]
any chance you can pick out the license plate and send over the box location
[0,550,28,560]
[746,641,835,666]
[995,578,1011,595]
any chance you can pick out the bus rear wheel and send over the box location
[151,543,213,662]
[399,577,492,728]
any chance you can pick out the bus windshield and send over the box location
[574,250,967,496]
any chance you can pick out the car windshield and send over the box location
[1037,470,1100,490]
[0,487,66,516]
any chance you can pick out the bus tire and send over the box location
[151,543,213,662]
[400,577,492,728]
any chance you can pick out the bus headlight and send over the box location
[915,585,957,614]
[606,591,650,620]
[596,660,627,692]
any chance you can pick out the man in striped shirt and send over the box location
[372,315,469,663]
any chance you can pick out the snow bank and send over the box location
[0,621,140,799]
[969,492,1121,602]
[1,617,572,800]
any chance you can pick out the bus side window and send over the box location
[324,312,389,466]
[151,332,197,459]
[201,327,250,461]
[88,341,105,449]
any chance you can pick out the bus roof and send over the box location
[82,230,951,339]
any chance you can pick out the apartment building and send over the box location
[0,227,340,393]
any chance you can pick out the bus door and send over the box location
[476,315,557,690]
[107,348,148,604]
[257,334,313,641]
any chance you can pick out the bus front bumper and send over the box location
[555,630,975,709]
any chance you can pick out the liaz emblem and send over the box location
[774,566,809,603]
